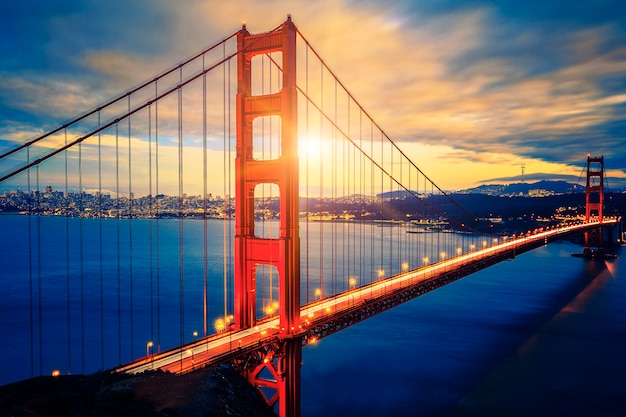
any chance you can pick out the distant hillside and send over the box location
[376,190,419,199]
[459,180,584,196]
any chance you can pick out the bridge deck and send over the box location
[114,220,615,375]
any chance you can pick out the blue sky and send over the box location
[1,0,625,192]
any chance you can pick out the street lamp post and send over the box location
[349,277,356,305]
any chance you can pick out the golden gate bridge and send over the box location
[0,16,620,416]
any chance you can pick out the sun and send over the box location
[298,132,324,159]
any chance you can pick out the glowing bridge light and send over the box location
[401,262,409,272]
[215,318,226,332]
[423,257,429,265]
[349,277,357,288]
[456,247,462,255]
[378,269,385,278]
[146,340,154,357]
[51,370,61,377]
[315,288,322,300]
[440,251,446,260]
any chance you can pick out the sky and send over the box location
[1,0,626,194]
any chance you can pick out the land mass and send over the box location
[0,365,275,417]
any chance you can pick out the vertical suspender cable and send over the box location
[417,168,420,270]
[305,44,310,304]
[389,140,393,276]
[437,181,440,263]
[397,152,401,272]
[155,80,161,352]
[116,123,122,363]
[400,154,403,272]
[229,53,233,317]
[406,159,409,270]
[128,94,134,359]
[269,54,274,311]
[319,62,324,298]
[27,148,34,377]
[79,139,84,372]
[378,132,386,289]
[223,43,228,322]
[359,110,363,288]
[431,180,435,265]
[338,102,345,292]
[332,79,337,298]
[178,66,185,359]
[203,54,208,336]
[424,176,428,262]
[370,122,374,293]
[226,51,233,316]
[413,167,416,269]
[36,166,42,376]
[98,111,104,370]
[64,130,71,375]
[343,99,347,290]
[261,56,267,312]
[148,102,154,345]
[343,97,356,289]
[228,49,233,317]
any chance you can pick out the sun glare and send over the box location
[299,133,325,159]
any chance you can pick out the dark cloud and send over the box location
[0,1,173,72]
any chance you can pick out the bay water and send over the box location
[1,215,624,416]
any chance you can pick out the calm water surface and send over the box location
[1,215,625,416]
[301,239,626,416]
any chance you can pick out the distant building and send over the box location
[528,189,554,197]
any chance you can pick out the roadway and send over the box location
[115,219,616,375]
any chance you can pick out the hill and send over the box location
[459,180,584,196]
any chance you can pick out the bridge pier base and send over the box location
[241,337,302,417]
[277,338,302,417]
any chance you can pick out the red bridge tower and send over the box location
[233,16,301,417]
[584,155,605,256]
